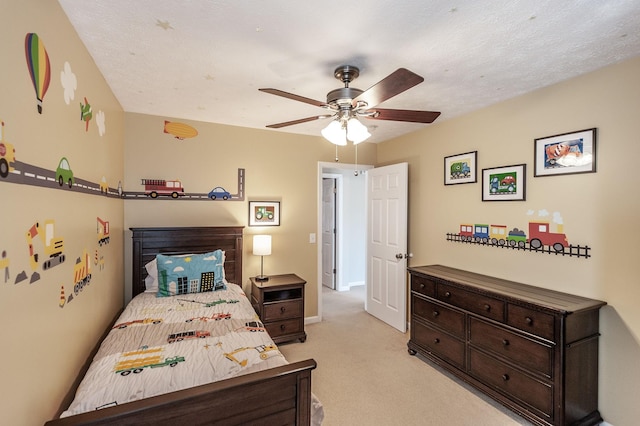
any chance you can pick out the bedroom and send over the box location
[1,1,639,425]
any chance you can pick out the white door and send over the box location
[366,163,408,332]
[322,178,336,289]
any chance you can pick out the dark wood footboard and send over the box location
[45,358,317,425]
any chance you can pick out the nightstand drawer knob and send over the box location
[525,316,533,325]
[281,306,286,313]
[502,374,510,381]
[280,324,286,331]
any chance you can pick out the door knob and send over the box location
[395,253,413,259]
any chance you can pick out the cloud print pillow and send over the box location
[156,250,226,297]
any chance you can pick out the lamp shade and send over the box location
[253,235,272,256]
[321,119,347,146]
[347,117,371,144]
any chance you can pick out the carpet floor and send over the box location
[278,285,533,426]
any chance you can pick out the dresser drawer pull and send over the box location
[444,291,451,298]
[525,316,533,325]
[420,283,426,289]
[280,306,286,313]
[502,339,510,346]
[502,374,510,381]
[434,338,440,344]
[432,310,440,317]
[280,324,286,331]
[484,304,491,312]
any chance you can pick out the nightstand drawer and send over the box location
[263,300,303,321]
[265,318,303,339]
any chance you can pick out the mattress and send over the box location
[62,283,289,417]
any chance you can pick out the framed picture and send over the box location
[248,201,280,226]
[534,128,597,177]
[444,151,477,185]
[482,164,526,201]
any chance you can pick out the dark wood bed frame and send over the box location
[45,226,317,426]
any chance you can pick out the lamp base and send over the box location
[255,275,269,282]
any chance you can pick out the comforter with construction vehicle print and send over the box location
[61,283,287,417]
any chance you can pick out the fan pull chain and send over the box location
[335,144,339,162]
[354,144,359,176]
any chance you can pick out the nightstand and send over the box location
[250,273,307,344]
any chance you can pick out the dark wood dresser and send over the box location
[407,265,606,426]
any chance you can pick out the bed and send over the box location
[45,226,321,426]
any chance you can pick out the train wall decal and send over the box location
[446,221,591,259]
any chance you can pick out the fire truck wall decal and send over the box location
[121,168,246,201]
[446,209,591,259]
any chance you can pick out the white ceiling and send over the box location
[58,0,640,143]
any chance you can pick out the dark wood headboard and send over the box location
[131,227,244,298]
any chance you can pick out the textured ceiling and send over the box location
[58,0,640,143]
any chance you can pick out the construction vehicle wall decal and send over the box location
[97,217,110,245]
[73,250,91,295]
[25,220,65,283]
[0,120,16,178]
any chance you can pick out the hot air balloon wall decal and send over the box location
[24,33,51,114]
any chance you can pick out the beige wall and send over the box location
[0,1,125,425]
[378,56,640,425]
[123,112,376,316]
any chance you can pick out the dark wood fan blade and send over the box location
[259,88,327,108]
[364,108,441,124]
[353,68,424,108]
[265,115,333,129]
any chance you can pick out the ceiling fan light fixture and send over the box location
[321,119,347,146]
[346,117,371,145]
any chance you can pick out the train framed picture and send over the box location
[444,151,477,185]
[534,128,597,177]
[482,164,526,201]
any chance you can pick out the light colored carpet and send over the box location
[279,285,533,426]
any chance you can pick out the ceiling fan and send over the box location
[259,65,441,142]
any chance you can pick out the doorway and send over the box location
[316,162,372,322]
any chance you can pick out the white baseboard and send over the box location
[305,315,320,325]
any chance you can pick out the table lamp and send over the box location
[253,235,271,281]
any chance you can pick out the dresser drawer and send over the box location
[469,349,553,418]
[469,318,553,378]
[411,275,436,298]
[263,300,303,321]
[412,320,465,369]
[265,318,303,339]
[412,296,465,338]
[437,283,504,322]
[507,304,555,341]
